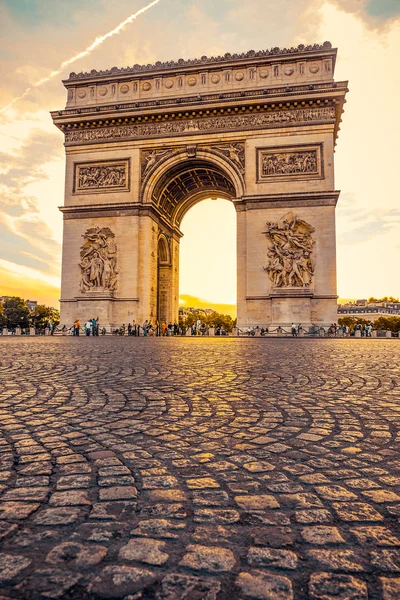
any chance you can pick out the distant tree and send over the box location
[367,296,399,303]
[179,310,236,332]
[373,316,400,333]
[0,303,5,328]
[338,316,372,328]
[3,297,30,329]
[31,305,60,331]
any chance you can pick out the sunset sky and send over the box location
[1,0,399,309]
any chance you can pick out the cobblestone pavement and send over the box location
[0,338,400,599]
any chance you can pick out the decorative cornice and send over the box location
[235,190,340,210]
[66,43,334,82]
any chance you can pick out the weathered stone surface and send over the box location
[0,501,40,520]
[234,495,280,510]
[46,541,107,567]
[89,565,156,597]
[309,572,368,599]
[49,491,91,506]
[16,568,81,599]
[99,486,138,500]
[155,573,221,600]
[119,538,169,565]
[301,526,345,545]
[33,507,82,525]
[247,547,298,569]
[0,553,31,583]
[179,544,236,572]
[131,519,186,539]
[380,577,400,600]
[307,549,365,572]
[236,570,293,599]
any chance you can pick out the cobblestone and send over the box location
[0,337,399,598]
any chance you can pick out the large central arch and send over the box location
[53,43,347,329]
[142,149,244,323]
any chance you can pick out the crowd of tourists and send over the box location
[69,318,227,337]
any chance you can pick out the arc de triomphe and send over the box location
[52,42,348,329]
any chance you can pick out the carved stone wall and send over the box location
[74,160,130,193]
[79,227,118,293]
[65,107,335,145]
[257,144,323,182]
[140,143,245,185]
[263,212,315,289]
[64,43,335,108]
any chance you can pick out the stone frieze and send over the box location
[73,160,130,193]
[257,144,323,182]
[65,107,335,145]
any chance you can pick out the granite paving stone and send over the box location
[0,336,399,598]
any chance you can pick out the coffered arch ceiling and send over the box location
[151,159,236,226]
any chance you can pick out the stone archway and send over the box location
[146,151,242,325]
[53,43,347,329]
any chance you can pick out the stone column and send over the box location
[208,327,215,336]
[1,329,8,336]
[185,328,192,337]
[29,327,36,336]
[15,327,21,336]
[372,330,377,338]
[355,330,361,338]
[255,328,261,337]
[232,327,238,337]
[386,330,392,338]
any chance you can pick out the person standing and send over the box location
[74,319,80,336]
[85,320,91,336]
[291,323,297,337]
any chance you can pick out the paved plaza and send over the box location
[0,338,400,599]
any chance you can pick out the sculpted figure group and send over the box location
[262,151,317,176]
[264,212,315,288]
[79,227,118,293]
[78,165,126,190]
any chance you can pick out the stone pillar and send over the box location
[319,328,325,337]
[208,327,215,336]
[232,327,238,337]
[372,330,377,338]
[1,329,8,336]
[386,330,392,338]
[45,328,50,336]
[298,329,304,337]
[255,328,261,337]
[355,330,361,338]
[15,327,21,336]
[29,327,36,336]
[185,328,192,337]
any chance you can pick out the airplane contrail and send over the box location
[0,0,162,114]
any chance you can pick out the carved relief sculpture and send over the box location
[257,145,323,182]
[141,149,173,178]
[74,160,130,193]
[66,107,335,145]
[215,143,245,174]
[263,212,315,288]
[79,227,118,293]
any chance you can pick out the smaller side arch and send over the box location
[157,234,171,265]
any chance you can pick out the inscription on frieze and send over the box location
[257,144,323,182]
[73,159,130,193]
[65,107,335,145]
